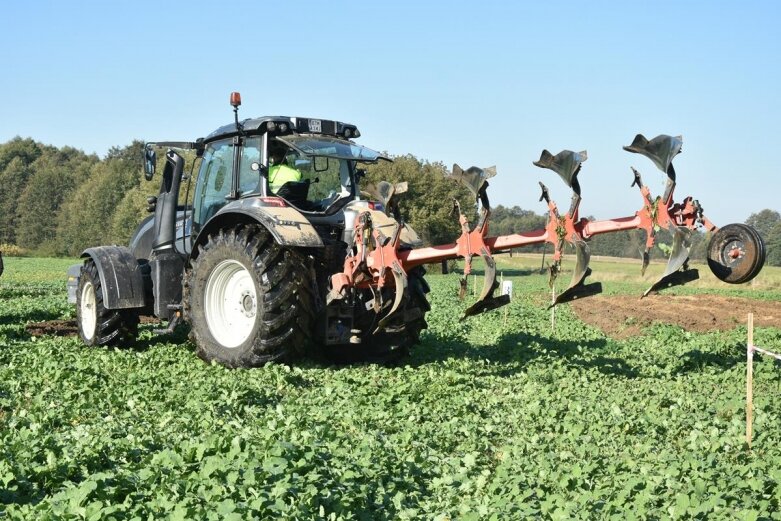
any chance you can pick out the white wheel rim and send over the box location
[204,260,257,348]
[80,281,97,341]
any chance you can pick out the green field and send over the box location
[2,256,781,519]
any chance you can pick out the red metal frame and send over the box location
[330,170,717,302]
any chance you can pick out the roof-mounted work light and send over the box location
[230,92,242,133]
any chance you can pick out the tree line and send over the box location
[0,137,776,265]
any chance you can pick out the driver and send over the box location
[268,140,302,193]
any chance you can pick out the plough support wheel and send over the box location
[707,223,765,284]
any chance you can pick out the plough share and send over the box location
[328,134,766,324]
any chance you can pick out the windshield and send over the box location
[277,135,387,162]
[238,138,355,213]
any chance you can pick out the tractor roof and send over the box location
[204,116,360,144]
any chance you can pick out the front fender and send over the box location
[196,199,324,250]
[81,246,146,309]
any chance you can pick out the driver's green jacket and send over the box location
[268,164,302,192]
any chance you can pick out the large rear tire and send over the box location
[183,225,316,367]
[76,259,139,346]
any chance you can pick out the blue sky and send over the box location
[1,0,779,224]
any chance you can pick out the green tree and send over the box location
[764,222,781,267]
[745,209,780,241]
[362,154,475,246]
[15,149,97,253]
[0,136,42,172]
[55,158,141,255]
[0,157,34,244]
[110,184,152,246]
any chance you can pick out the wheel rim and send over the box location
[204,260,257,348]
[719,238,746,268]
[80,281,97,341]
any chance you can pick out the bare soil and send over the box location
[570,294,781,339]
[25,316,160,337]
[25,320,79,337]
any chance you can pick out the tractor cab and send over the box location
[139,95,389,261]
[148,117,387,240]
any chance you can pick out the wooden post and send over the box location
[747,313,754,449]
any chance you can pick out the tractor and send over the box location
[67,92,766,367]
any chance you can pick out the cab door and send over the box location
[191,139,235,237]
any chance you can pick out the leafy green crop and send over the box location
[2,257,781,519]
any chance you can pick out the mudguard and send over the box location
[197,198,324,249]
[81,246,147,309]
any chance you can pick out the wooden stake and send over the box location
[747,313,754,449]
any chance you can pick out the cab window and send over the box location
[192,139,234,232]
[239,137,262,195]
[271,145,353,212]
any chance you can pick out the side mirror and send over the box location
[314,156,329,172]
[144,147,157,181]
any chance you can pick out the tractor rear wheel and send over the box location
[183,225,316,367]
[76,259,139,346]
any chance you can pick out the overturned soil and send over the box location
[25,316,160,337]
[26,320,79,337]
[570,294,781,339]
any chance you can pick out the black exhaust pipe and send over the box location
[152,150,184,251]
[149,150,185,320]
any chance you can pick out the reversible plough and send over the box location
[329,134,766,323]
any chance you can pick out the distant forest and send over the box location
[1,137,778,265]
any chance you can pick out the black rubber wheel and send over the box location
[327,265,430,365]
[183,224,316,367]
[707,223,765,284]
[76,259,139,346]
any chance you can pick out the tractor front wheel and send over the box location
[76,259,139,346]
[183,225,315,367]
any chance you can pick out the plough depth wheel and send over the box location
[707,223,765,284]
